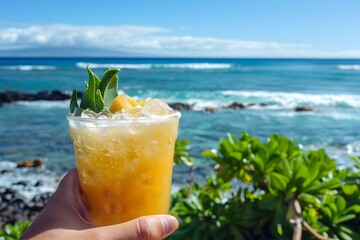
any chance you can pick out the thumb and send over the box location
[81,215,178,240]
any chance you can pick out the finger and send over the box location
[53,168,93,225]
[57,168,78,192]
[81,215,179,240]
[21,169,93,238]
[38,168,93,229]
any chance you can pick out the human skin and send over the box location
[20,169,178,240]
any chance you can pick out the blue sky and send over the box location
[1,0,360,57]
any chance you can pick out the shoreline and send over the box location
[0,160,59,227]
[0,90,315,112]
[0,159,198,228]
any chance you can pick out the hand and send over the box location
[21,169,178,240]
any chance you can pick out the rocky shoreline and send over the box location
[0,90,315,112]
[0,159,59,227]
[0,188,51,227]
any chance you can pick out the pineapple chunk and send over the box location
[127,96,138,107]
[138,100,147,107]
[109,94,134,113]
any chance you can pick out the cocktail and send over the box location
[67,67,180,226]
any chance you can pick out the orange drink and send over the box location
[67,112,180,226]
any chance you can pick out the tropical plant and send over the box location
[4,133,360,240]
[0,221,31,240]
[170,133,360,240]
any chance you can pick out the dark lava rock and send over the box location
[31,193,52,207]
[16,158,44,168]
[0,187,52,227]
[203,107,216,113]
[168,102,193,111]
[33,90,69,101]
[0,169,14,174]
[227,102,247,109]
[13,181,31,187]
[0,188,19,204]
[0,90,74,106]
[294,106,315,112]
[34,180,45,187]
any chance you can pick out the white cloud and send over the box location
[0,24,359,57]
[125,36,310,52]
[0,24,168,50]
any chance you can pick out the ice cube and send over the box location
[97,109,113,119]
[81,109,98,118]
[112,110,135,120]
[80,108,113,119]
[137,99,175,117]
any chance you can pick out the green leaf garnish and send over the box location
[93,73,101,90]
[98,69,120,96]
[103,74,119,107]
[72,66,120,114]
[80,67,97,111]
[70,89,78,113]
[95,89,105,112]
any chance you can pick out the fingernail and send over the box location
[160,215,178,235]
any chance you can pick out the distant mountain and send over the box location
[0,47,155,57]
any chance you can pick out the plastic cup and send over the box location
[67,112,180,226]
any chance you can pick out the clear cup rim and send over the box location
[67,111,181,124]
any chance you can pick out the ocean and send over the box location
[0,58,360,197]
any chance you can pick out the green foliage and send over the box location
[4,135,360,240]
[170,133,360,240]
[70,66,120,114]
[0,221,31,240]
[69,89,78,113]
[174,139,194,166]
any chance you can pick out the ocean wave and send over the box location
[185,99,227,111]
[16,100,69,108]
[76,62,152,70]
[346,141,360,154]
[221,90,360,108]
[76,62,233,70]
[9,89,360,111]
[0,65,57,71]
[337,64,360,70]
[275,111,360,120]
[154,63,232,69]
[0,161,58,200]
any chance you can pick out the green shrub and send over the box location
[170,133,360,240]
[5,133,360,240]
[0,221,31,240]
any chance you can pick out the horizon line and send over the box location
[1,56,360,60]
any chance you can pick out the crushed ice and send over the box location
[75,98,175,119]
[137,99,175,117]
[81,108,114,119]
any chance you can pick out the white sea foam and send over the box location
[0,65,57,71]
[11,89,360,111]
[185,99,227,111]
[76,62,232,70]
[0,161,59,200]
[221,90,360,108]
[76,62,152,70]
[322,111,360,120]
[153,63,232,69]
[16,100,69,108]
[274,111,360,120]
[337,64,360,70]
[346,141,360,154]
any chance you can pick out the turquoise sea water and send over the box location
[0,58,359,180]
